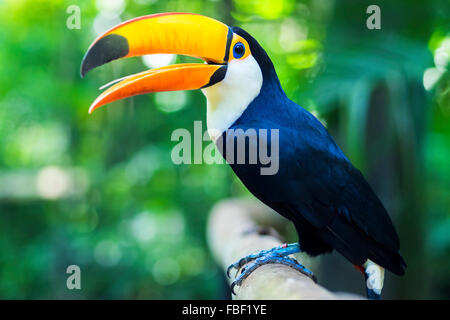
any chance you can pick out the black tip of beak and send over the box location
[80,34,130,78]
[201,65,227,88]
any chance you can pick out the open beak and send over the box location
[81,13,231,113]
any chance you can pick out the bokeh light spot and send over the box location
[94,240,122,267]
[152,257,180,286]
[36,166,70,199]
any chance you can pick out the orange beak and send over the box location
[81,13,232,113]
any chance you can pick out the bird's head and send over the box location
[81,13,280,138]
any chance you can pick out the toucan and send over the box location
[81,12,406,299]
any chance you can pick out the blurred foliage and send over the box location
[0,0,448,299]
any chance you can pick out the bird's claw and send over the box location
[227,243,315,295]
[230,267,250,295]
[226,263,238,279]
[299,265,317,283]
[226,257,253,279]
[226,244,292,279]
[230,282,237,296]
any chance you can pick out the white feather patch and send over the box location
[201,55,263,141]
[364,259,385,294]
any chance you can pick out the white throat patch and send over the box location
[201,55,263,141]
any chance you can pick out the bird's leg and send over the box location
[227,243,316,295]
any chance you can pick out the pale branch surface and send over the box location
[207,198,362,300]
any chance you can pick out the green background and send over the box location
[0,0,448,299]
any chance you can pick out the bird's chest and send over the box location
[214,109,317,200]
[215,119,289,187]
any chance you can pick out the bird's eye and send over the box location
[233,42,245,59]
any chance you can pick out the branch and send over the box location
[207,198,362,300]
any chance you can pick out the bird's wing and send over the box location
[227,114,405,274]
[285,145,401,252]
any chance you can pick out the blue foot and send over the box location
[226,243,316,295]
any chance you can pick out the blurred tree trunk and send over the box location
[208,199,362,299]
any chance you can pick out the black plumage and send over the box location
[218,27,406,275]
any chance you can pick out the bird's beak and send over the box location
[81,13,231,113]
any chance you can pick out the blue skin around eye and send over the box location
[233,42,245,59]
